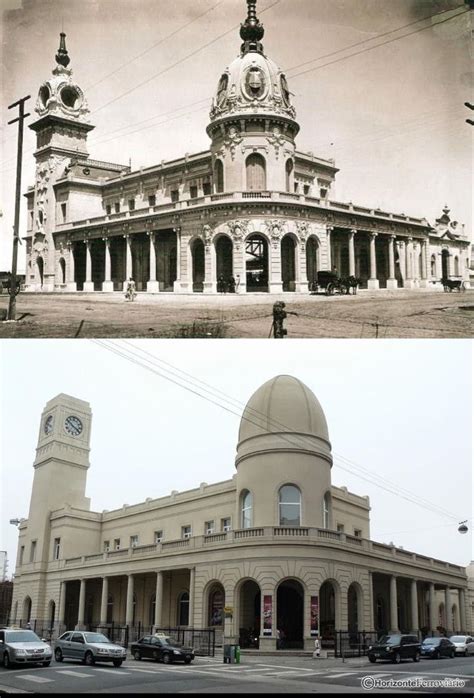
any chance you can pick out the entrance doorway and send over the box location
[281,235,296,291]
[192,239,205,292]
[319,581,336,647]
[215,236,233,285]
[245,234,269,292]
[36,257,44,287]
[277,580,304,649]
[441,249,449,279]
[306,237,319,288]
[238,580,261,648]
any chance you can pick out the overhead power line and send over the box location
[91,339,465,524]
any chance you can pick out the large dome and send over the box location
[238,375,330,445]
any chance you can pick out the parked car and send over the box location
[420,637,455,659]
[0,627,52,668]
[54,631,127,667]
[449,635,474,656]
[130,634,194,664]
[368,634,421,664]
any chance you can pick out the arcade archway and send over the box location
[245,234,269,292]
[277,579,304,649]
[215,236,233,285]
[191,238,205,292]
[238,580,261,648]
[281,235,296,291]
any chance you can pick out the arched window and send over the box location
[177,592,189,626]
[278,484,301,526]
[241,490,253,528]
[214,160,224,194]
[208,587,224,626]
[285,159,293,193]
[246,153,266,191]
[23,596,32,623]
[323,492,330,529]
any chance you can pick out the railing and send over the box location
[335,631,379,658]
[234,528,264,538]
[76,158,130,172]
[84,553,104,562]
[273,527,309,536]
[161,539,190,550]
[132,543,157,554]
[107,549,128,558]
[318,529,340,540]
[345,535,363,546]
[242,191,271,199]
[203,533,227,543]
[64,556,82,566]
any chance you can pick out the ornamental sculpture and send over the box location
[265,219,284,249]
[223,126,243,160]
[202,224,214,248]
[267,125,286,159]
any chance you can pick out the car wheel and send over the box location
[392,652,401,664]
[184,658,192,665]
[3,652,11,669]
[413,652,420,663]
[368,657,376,664]
[133,650,141,661]
[113,660,122,667]
[42,661,51,667]
[163,653,172,664]
[84,651,95,666]
[152,650,160,663]
[54,648,63,662]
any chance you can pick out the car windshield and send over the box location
[379,635,401,645]
[157,636,180,647]
[6,631,41,643]
[83,633,111,644]
[422,638,439,645]
[450,636,466,643]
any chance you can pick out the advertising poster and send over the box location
[263,594,272,635]
[310,595,319,636]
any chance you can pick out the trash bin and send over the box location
[223,644,240,664]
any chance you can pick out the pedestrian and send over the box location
[217,274,225,293]
[276,628,281,649]
[228,276,236,293]
[125,277,136,301]
[235,274,241,293]
[313,635,321,658]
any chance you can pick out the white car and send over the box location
[449,635,474,656]
[0,628,53,668]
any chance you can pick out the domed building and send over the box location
[10,381,471,652]
[23,1,470,293]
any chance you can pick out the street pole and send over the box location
[7,95,30,321]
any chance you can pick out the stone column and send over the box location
[100,576,109,625]
[459,589,467,632]
[124,235,132,288]
[58,581,66,627]
[259,588,275,651]
[387,235,397,289]
[326,226,332,270]
[188,567,195,627]
[125,574,135,626]
[147,232,159,292]
[269,229,283,293]
[397,241,406,286]
[410,580,419,634]
[67,243,77,291]
[348,230,356,277]
[203,242,216,294]
[389,576,398,632]
[77,579,86,629]
[368,233,379,289]
[102,238,114,292]
[405,238,415,289]
[367,572,375,630]
[173,227,182,292]
[428,583,436,633]
[83,241,94,292]
[154,571,164,629]
[419,240,428,287]
[296,240,308,293]
[445,587,451,632]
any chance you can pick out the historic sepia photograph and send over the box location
[0,338,472,693]
[0,0,472,337]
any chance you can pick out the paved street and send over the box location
[0,289,473,338]
[0,654,472,694]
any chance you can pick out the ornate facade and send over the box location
[10,379,472,648]
[23,2,471,294]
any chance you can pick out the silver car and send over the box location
[0,628,52,668]
[54,631,127,667]
[449,635,474,656]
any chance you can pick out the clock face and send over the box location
[44,415,53,435]
[64,415,83,437]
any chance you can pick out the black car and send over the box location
[130,635,194,664]
[420,637,455,659]
[368,634,421,664]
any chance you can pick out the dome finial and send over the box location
[240,0,265,55]
[56,32,70,68]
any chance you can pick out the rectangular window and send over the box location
[336,523,344,533]
[30,541,37,563]
[203,182,211,196]
[204,521,215,535]
[19,546,24,565]
[61,202,67,222]
[29,211,34,228]
[106,204,111,215]
[154,530,163,544]
[104,540,110,552]
[182,525,192,540]
[294,182,299,193]
[148,194,156,207]
[189,185,198,199]
[128,198,135,211]
[303,184,310,196]
[354,529,362,538]
[130,535,139,548]
[113,538,121,550]
[114,202,120,213]
[221,517,231,532]
[53,537,61,560]
[171,189,179,203]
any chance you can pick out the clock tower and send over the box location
[26,33,94,291]
[26,394,92,564]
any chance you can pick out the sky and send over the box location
[0,338,472,576]
[1,0,472,271]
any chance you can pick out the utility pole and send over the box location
[7,95,30,321]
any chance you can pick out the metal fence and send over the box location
[88,624,216,656]
[334,631,379,658]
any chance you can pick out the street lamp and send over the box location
[9,518,21,526]
[458,520,469,534]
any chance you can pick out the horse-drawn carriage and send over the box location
[441,277,465,292]
[309,271,359,296]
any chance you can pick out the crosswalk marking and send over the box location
[323,672,359,679]
[56,669,93,678]
[16,675,53,684]
[126,667,163,674]
[92,667,132,675]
